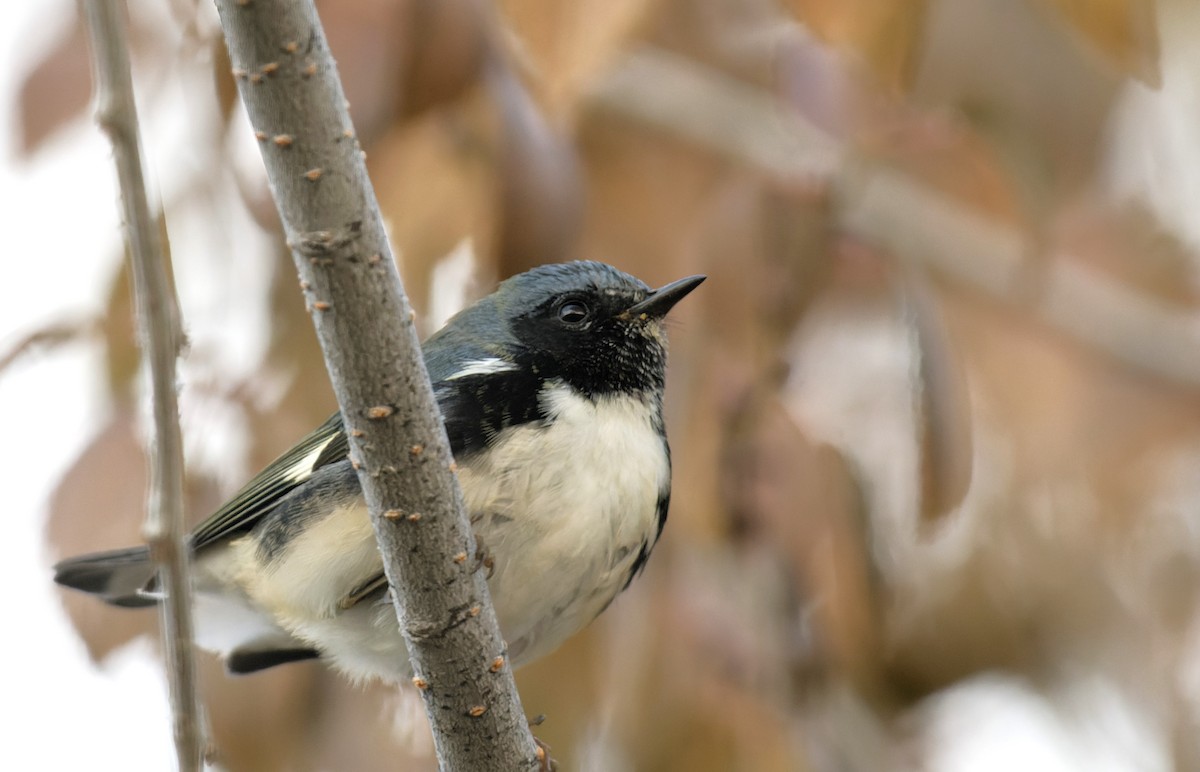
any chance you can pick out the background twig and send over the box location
[82,1,202,769]
[590,48,1200,388]
[214,1,539,769]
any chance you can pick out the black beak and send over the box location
[621,275,706,320]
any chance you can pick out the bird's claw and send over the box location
[528,716,556,772]
[339,574,388,609]
[473,535,496,579]
[534,740,557,772]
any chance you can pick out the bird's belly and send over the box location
[235,499,382,621]
[459,388,670,664]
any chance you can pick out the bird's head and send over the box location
[489,261,705,398]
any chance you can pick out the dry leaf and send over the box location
[16,11,91,156]
[723,393,884,698]
[498,0,657,114]
[370,88,499,316]
[912,0,1124,215]
[401,0,488,118]
[318,0,410,144]
[487,62,584,273]
[199,657,318,772]
[1057,200,1200,309]
[784,0,930,92]
[1040,0,1161,87]
[45,410,152,662]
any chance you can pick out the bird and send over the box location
[53,260,704,683]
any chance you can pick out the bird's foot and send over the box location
[529,715,557,772]
[339,574,388,609]
[534,740,557,772]
[473,534,496,579]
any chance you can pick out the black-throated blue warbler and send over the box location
[54,260,704,682]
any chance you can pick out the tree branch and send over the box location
[82,1,203,770]
[213,2,539,769]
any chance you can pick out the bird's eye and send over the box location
[557,300,590,325]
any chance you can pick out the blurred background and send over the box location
[4,0,1200,769]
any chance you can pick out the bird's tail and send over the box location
[53,546,158,608]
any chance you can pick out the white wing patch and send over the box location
[446,357,517,381]
[285,435,336,483]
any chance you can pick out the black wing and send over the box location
[190,412,349,550]
[188,298,544,553]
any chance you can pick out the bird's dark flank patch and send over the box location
[437,368,548,458]
[623,487,671,590]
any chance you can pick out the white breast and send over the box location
[458,382,670,664]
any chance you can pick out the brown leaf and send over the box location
[911,0,1124,212]
[17,11,92,156]
[487,63,585,273]
[576,107,724,274]
[304,677,436,771]
[45,409,153,662]
[401,0,488,117]
[498,0,656,114]
[317,0,410,144]
[1040,0,1161,87]
[260,243,338,439]
[369,89,499,317]
[1057,200,1200,309]
[784,0,931,92]
[723,395,884,697]
[199,657,321,772]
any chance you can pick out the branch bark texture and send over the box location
[214,2,538,769]
[83,1,202,769]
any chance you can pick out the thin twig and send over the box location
[0,318,99,377]
[838,166,1200,386]
[587,47,843,182]
[214,1,539,769]
[82,2,203,770]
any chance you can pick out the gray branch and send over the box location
[213,1,539,769]
[82,1,203,770]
